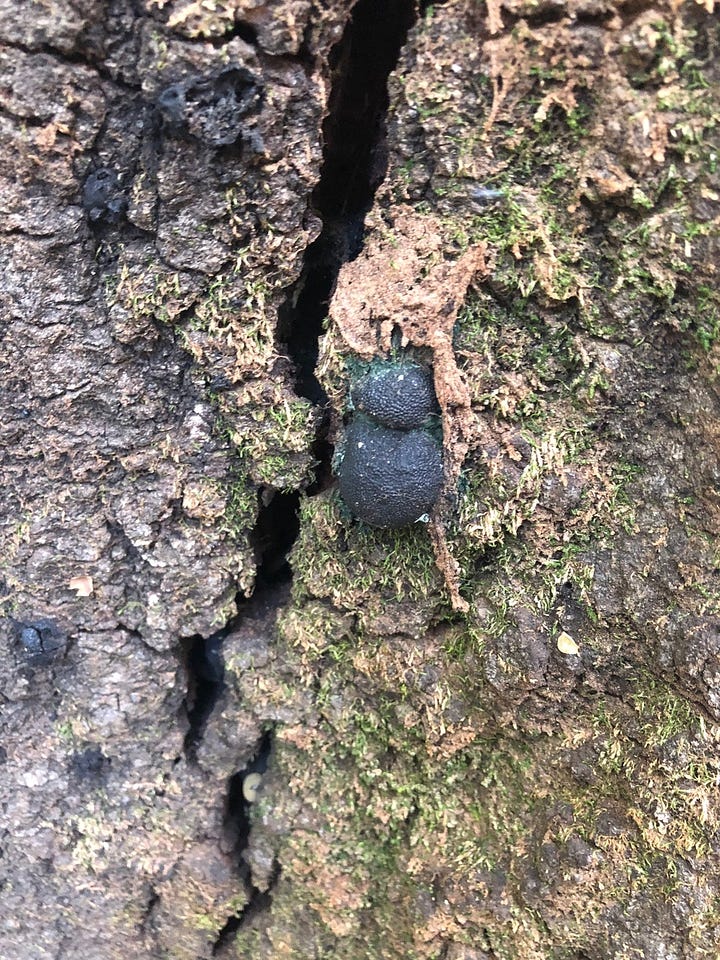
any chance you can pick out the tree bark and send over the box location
[1,0,719,957]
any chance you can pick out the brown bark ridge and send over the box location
[1,0,719,957]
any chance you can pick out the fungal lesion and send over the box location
[156,66,265,151]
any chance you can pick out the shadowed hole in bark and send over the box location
[197,20,259,48]
[251,489,300,585]
[68,746,112,787]
[523,7,568,25]
[573,8,618,22]
[182,630,226,759]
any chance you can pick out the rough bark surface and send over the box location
[1,0,719,958]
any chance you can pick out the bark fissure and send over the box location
[182,631,226,759]
[225,729,274,862]
[277,0,417,407]
[212,864,280,955]
[212,729,278,954]
[181,487,298,761]
[207,0,422,947]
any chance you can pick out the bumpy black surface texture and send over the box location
[13,618,67,665]
[337,419,444,528]
[351,363,438,430]
[83,168,126,224]
[157,67,264,148]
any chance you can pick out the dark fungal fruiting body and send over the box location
[13,618,67,665]
[337,360,444,528]
[351,362,438,430]
[338,419,443,527]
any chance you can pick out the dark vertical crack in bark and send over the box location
[277,0,417,407]
[210,0,419,950]
[212,729,277,954]
[181,631,226,759]
[224,729,274,856]
[181,492,296,762]
[250,490,300,585]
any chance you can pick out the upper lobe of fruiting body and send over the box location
[351,363,438,430]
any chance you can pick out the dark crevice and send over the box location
[212,862,280,954]
[312,0,416,219]
[616,0,665,24]
[572,7,618,23]
[232,21,259,46]
[277,0,417,411]
[523,7,568,26]
[181,488,297,762]
[212,730,279,955]
[251,489,300,585]
[181,630,226,758]
[142,887,160,923]
[224,728,274,857]
[0,103,53,128]
[209,0,420,948]
[139,885,160,946]
[496,1,619,29]
[185,19,259,48]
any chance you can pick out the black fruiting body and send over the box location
[351,363,438,430]
[83,168,126,224]
[338,419,443,527]
[14,618,67,665]
[337,360,444,528]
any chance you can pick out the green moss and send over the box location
[455,292,587,412]
[188,253,276,366]
[262,708,545,956]
[112,260,187,325]
[290,493,442,610]
[564,680,717,886]
[223,391,317,491]
[442,621,486,661]
[279,600,354,663]
[446,191,598,302]
[678,283,720,355]
[218,478,257,538]
[630,673,705,746]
